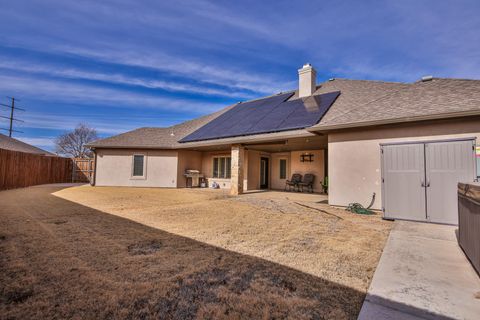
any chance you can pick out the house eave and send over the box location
[307,110,480,133]
[87,129,317,150]
[87,145,176,150]
[176,129,316,148]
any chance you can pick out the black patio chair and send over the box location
[285,173,302,192]
[298,174,315,193]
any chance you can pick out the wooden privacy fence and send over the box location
[0,148,74,191]
[72,158,95,183]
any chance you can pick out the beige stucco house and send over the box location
[88,64,480,225]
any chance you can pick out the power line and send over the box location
[0,115,24,122]
[0,103,25,111]
[0,97,25,137]
[0,128,23,134]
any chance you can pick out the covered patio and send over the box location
[179,133,329,195]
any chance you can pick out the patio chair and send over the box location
[298,174,315,193]
[285,173,302,192]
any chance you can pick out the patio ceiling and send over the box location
[185,135,328,153]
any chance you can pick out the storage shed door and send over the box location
[382,139,476,225]
[425,141,475,224]
[382,144,426,221]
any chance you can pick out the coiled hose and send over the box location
[346,193,376,215]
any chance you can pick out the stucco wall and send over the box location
[198,149,325,191]
[200,149,262,190]
[201,151,232,189]
[290,150,325,192]
[328,118,480,210]
[270,152,290,190]
[95,149,178,187]
[177,150,202,188]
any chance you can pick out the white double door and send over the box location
[382,139,476,225]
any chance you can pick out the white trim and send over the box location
[309,110,480,132]
[131,153,147,180]
[279,158,288,180]
[379,136,476,146]
[212,155,231,179]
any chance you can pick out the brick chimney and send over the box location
[298,63,317,98]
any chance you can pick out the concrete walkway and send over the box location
[358,221,480,320]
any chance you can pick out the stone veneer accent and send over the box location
[230,145,244,195]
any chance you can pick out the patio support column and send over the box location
[230,144,244,195]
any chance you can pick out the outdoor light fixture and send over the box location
[300,153,314,162]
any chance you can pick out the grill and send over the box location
[184,170,204,188]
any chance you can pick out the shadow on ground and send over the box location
[360,295,458,320]
[0,185,405,319]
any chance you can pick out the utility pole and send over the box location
[0,97,25,137]
[9,97,15,137]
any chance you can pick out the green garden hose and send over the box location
[346,193,376,215]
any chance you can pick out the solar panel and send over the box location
[245,98,303,135]
[278,91,340,130]
[179,91,340,143]
[225,93,294,135]
[179,92,294,142]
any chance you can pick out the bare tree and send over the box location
[55,124,98,158]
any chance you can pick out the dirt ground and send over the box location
[0,185,392,319]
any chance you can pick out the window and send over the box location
[132,155,145,177]
[213,156,231,178]
[279,159,287,179]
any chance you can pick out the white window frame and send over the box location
[212,156,231,179]
[131,153,147,179]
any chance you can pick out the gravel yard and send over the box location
[0,185,392,319]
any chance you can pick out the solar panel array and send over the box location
[179,91,340,143]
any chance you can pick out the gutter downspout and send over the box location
[91,149,98,186]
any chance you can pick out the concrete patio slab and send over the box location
[358,220,480,320]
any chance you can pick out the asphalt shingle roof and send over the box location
[88,77,480,149]
[312,78,480,129]
[87,105,236,149]
[0,133,53,155]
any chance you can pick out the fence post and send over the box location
[71,158,75,183]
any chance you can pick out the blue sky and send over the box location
[0,0,479,151]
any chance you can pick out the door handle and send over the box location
[426,180,430,187]
[421,181,425,187]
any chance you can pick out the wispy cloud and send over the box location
[1,0,480,151]
[0,59,258,99]
[17,136,56,148]
[0,74,227,113]
[53,45,291,94]
[11,112,187,152]
[18,112,180,135]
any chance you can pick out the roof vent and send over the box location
[421,75,433,82]
[298,63,317,98]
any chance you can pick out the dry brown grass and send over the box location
[0,185,392,319]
